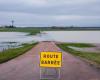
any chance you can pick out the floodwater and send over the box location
[42,31,100,43]
[0,31,100,52]
[0,32,34,51]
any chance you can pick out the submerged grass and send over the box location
[0,42,38,63]
[57,43,100,65]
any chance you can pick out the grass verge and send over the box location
[57,43,100,65]
[0,42,38,63]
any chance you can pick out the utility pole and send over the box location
[11,20,14,28]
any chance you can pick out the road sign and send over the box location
[40,52,62,68]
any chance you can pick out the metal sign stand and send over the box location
[40,67,61,80]
[40,52,62,80]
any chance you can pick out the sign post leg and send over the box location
[40,67,60,80]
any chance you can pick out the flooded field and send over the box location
[43,31,100,43]
[0,31,100,52]
[0,32,34,51]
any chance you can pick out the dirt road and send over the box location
[0,42,100,80]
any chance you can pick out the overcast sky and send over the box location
[0,0,100,27]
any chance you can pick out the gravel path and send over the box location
[0,42,100,80]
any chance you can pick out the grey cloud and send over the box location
[0,0,100,27]
[0,0,100,16]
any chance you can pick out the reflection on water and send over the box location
[32,32,54,42]
[0,42,21,52]
[0,32,34,52]
[43,31,100,43]
[0,31,100,52]
[68,46,100,53]
[0,32,34,43]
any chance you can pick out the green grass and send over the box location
[59,43,95,48]
[1,27,100,35]
[0,28,40,35]
[0,42,38,63]
[57,43,100,65]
